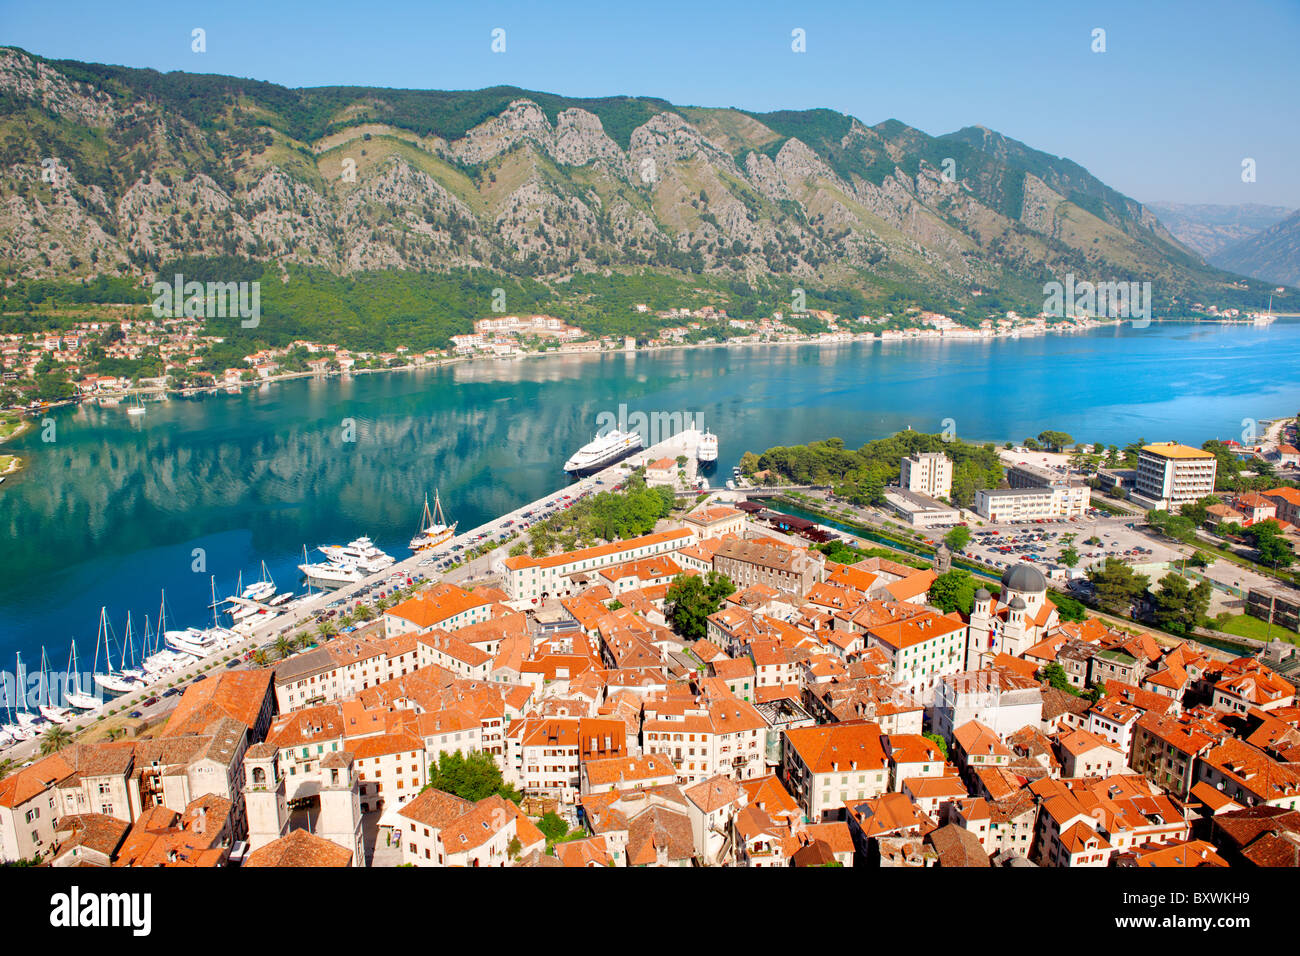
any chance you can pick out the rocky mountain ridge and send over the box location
[0,46,1283,310]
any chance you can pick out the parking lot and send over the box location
[955,509,1185,580]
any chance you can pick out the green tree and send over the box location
[39,725,73,755]
[1086,558,1150,614]
[537,811,569,843]
[1245,520,1294,570]
[424,750,522,803]
[929,569,979,615]
[1148,573,1212,635]
[1146,509,1196,544]
[944,526,971,551]
[1036,430,1074,452]
[1179,495,1219,527]
[665,572,736,640]
[1047,591,1087,622]
[1042,662,1076,695]
[922,732,947,759]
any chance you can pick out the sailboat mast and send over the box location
[39,647,50,707]
[15,653,27,716]
[67,640,78,699]
[93,608,105,675]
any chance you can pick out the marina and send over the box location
[0,427,707,760]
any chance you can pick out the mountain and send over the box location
[0,46,1282,315]
[1146,202,1294,259]
[1212,210,1300,288]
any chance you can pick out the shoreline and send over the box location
[2,312,1291,414]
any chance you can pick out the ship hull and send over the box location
[564,442,643,475]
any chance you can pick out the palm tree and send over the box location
[316,621,339,642]
[252,649,270,667]
[39,725,73,755]
[105,728,126,743]
[375,595,393,612]
[272,635,293,660]
[354,604,375,623]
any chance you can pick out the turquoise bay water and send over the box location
[3,320,1299,662]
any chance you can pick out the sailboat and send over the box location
[142,595,197,676]
[12,653,43,730]
[242,562,277,603]
[127,391,146,416]
[93,610,147,694]
[1,691,33,743]
[409,489,458,551]
[1252,295,1277,326]
[65,639,99,711]
[37,647,75,724]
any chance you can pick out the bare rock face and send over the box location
[0,48,119,126]
[553,109,627,172]
[0,46,1227,302]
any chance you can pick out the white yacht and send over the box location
[299,560,367,588]
[242,579,276,602]
[564,429,643,474]
[318,536,394,572]
[164,624,241,659]
[697,429,718,462]
[141,648,197,677]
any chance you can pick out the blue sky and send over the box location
[3,0,1298,206]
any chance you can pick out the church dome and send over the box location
[1000,562,1047,595]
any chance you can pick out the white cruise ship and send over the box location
[564,429,643,474]
[318,536,394,572]
[697,429,718,463]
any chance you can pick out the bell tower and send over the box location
[318,750,364,867]
[243,743,289,852]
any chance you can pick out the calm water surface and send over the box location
[3,320,1299,661]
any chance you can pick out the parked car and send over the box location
[142,696,159,707]
[129,711,143,719]
[162,688,181,698]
